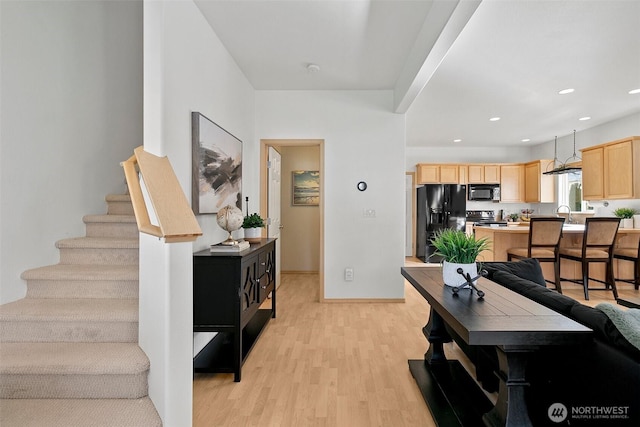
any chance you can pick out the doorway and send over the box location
[260,139,325,301]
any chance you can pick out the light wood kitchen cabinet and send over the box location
[458,165,468,184]
[416,164,459,184]
[581,147,604,199]
[500,164,525,202]
[581,136,640,200]
[467,164,500,183]
[524,160,555,203]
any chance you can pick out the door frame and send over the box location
[260,139,325,302]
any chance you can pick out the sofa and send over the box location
[446,258,640,426]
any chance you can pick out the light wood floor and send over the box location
[193,262,640,426]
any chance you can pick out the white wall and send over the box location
[406,145,533,171]
[0,0,143,304]
[142,1,254,425]
[256,91,406,299]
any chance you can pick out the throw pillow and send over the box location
[595,303,640,352]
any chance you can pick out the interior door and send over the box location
[267,147,282,288]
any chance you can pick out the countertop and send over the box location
[473,224,640,234]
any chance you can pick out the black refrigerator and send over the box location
[416,184,467,262]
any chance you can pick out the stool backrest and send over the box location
[583,217,620,253]
[529,217,565,249]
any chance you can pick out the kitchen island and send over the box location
[474,224,640,283]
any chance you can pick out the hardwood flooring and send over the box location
[193,261,640,426]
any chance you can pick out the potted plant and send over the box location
[613,207,638,229]
[507,213,520,223]
[430,229,490,287]
[242,213,265,242]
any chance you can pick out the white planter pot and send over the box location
[442,261,478,288]
[243,227,262,242]
[621,218,634,229]
[634,215,640,229]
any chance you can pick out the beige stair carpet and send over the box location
[0,194,161,426]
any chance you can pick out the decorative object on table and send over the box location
[242,213,265,243]
[635,214,640,229]
[614,207,638,229]
[507,213,520,222]
[429,228,490,288]
[191,112,242,214]
[215,205,244,245]
[520,209,534,222]
[209,240,250,252]
[451,267,488,299]
[292,170,320,206]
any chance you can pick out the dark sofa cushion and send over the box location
[480,258,546,286]
[491,270,579,315]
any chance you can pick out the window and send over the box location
[557,171,591,212]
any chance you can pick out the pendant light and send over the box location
[543,130,582,175]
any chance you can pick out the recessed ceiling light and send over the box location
[521,139,530,142]
[306,63,320,73]
[453,139,462,142]
[579,116,591,121]
[558,88,574,95]
[629,88,640,94]
[489,117,500,122]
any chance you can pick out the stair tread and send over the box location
[21,264,138,281]
[105,194,132,202]
[0,397,161,427]
[56,236,138,249]
[0,298,138,322]
[83,214,137,223]
[0,342,149,375]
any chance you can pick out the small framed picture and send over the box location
[292,170,319,206]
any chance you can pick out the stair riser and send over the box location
[0,373,148,399]
[0,321,138,343]
[59,248,138,265]
[25,280,138,299]
[85,222,139,238]
[107,201,135,215]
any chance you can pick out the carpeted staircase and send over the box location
[0,194,162,426]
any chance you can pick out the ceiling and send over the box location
[195,0,640,148]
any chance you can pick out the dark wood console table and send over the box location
[401,267,592,427]
[193,239,276,382]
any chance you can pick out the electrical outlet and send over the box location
[344,268,354,281]
[363,208,376,218]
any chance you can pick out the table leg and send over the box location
[423,307,452,364]
[482,346,533,427]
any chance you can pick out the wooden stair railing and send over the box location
[121,146,202,243]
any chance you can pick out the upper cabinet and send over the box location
[524,160,555,203]
[417,164,459,184]
[500,164,525,202]
[581,136,640,200]
[467,164,500,183]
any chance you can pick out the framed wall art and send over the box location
[292,170,320,206]
[191,112,242,214]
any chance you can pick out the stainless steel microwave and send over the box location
[468,184,500,201]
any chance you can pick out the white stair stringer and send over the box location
[0,193,161,426]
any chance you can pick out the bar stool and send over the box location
[507,217,565,292]
[614,239,640,290]
[559,217,621,300]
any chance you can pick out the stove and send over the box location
[466,210,508,226]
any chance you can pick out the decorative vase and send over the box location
[243,227,262,243]
[442,261,478,288]
[634,215,640,229]
[621,218,634,229]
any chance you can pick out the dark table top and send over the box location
[402,267,593,347]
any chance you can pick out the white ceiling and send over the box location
[195,0,640,148]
